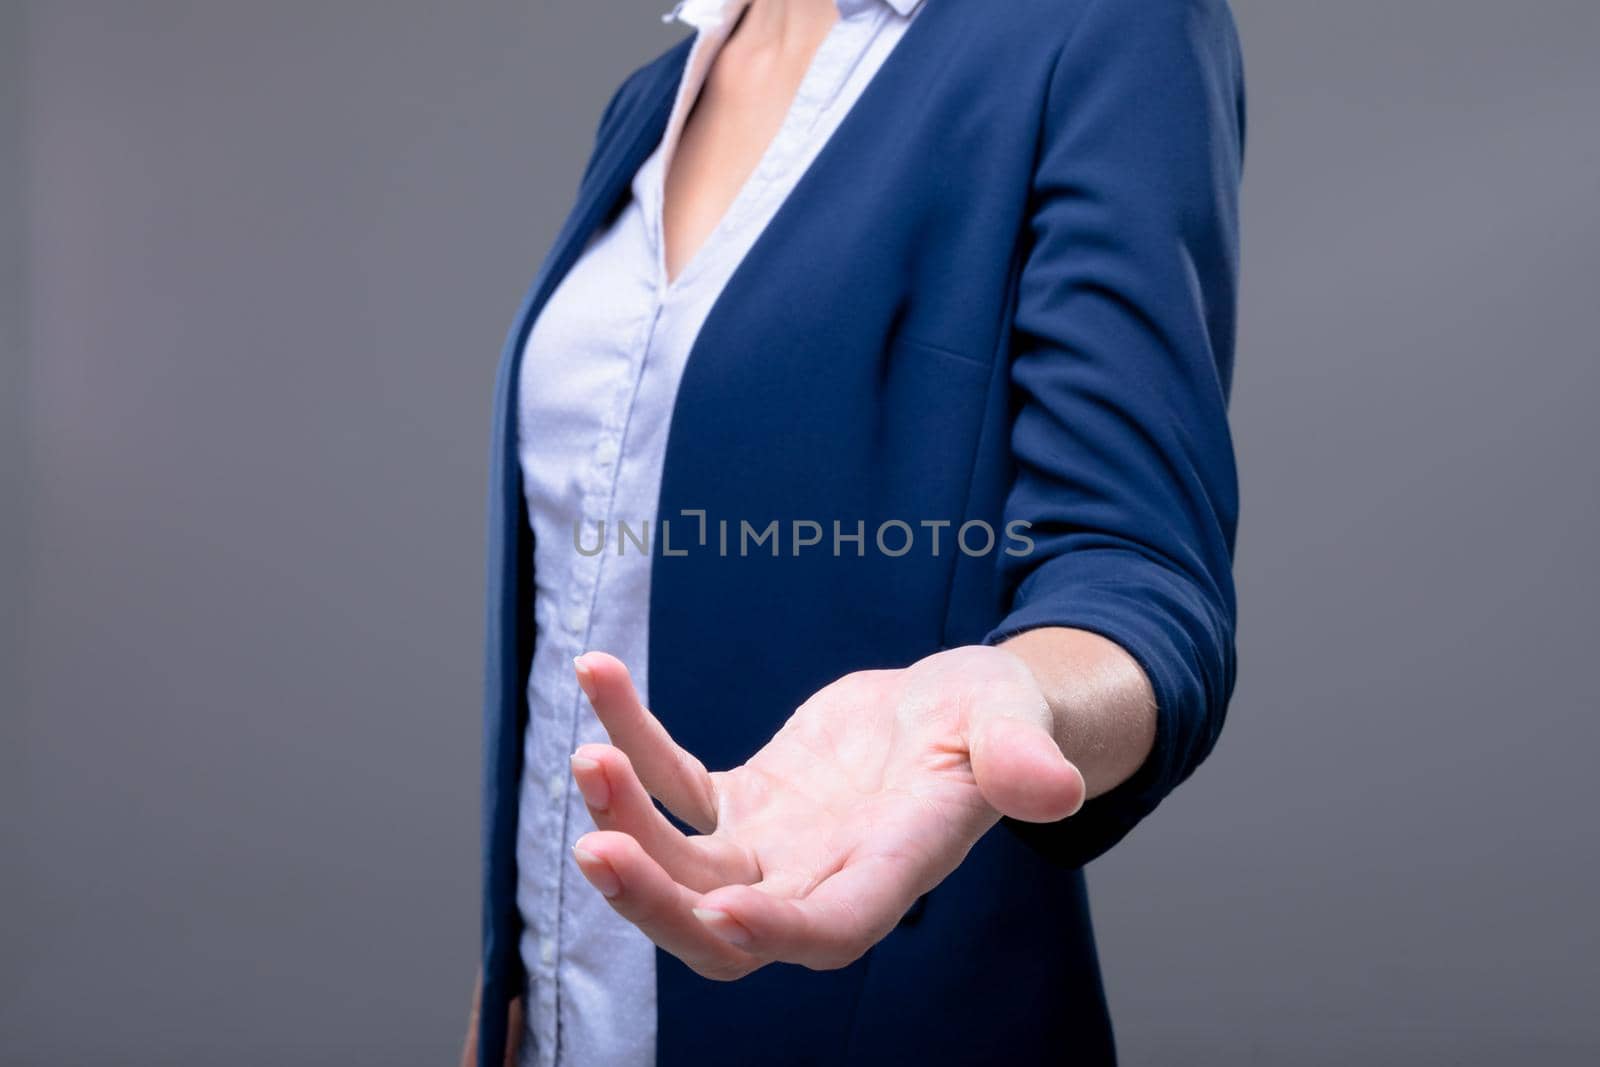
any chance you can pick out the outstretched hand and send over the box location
[567,645,1085,980]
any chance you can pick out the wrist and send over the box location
[995,627,1157,799]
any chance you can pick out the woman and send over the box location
[465,0,1244,1063]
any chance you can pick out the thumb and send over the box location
[968,712,1086,823]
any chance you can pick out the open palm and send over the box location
[567,645,1085,979]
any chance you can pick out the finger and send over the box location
[574,652,719,833]
[571,830,760,982]
[570,744,759,892]
[968,713,1085,823]
[692,856,922,971]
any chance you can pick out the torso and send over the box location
[490,2,1245,1063]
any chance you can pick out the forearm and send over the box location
[999,626,1157,800]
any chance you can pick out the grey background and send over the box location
[3,1,1597,1064]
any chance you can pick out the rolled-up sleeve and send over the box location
[984,0,1246,867]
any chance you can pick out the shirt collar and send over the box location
[664,0,923,31]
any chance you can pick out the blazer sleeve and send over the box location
[983,0,1246,868]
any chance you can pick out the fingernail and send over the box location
[573,656,596,702]
[692,907,751,946]
[572,845,621,898]
[570,753,609,811]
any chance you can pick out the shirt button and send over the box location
[547,773,564,802]
[539,936,556,966]
[566,608,586,632]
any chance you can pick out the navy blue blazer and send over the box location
[479,1,1244,1062]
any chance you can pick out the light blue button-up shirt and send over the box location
[513,1,923,1064]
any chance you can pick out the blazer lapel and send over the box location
[506,71,683,378]
[487,43,687,699]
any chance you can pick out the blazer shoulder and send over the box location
[1004,0,1239,48]
[594,34,695,145]
[1011,0,1243,114]
[942,0,1238,101]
